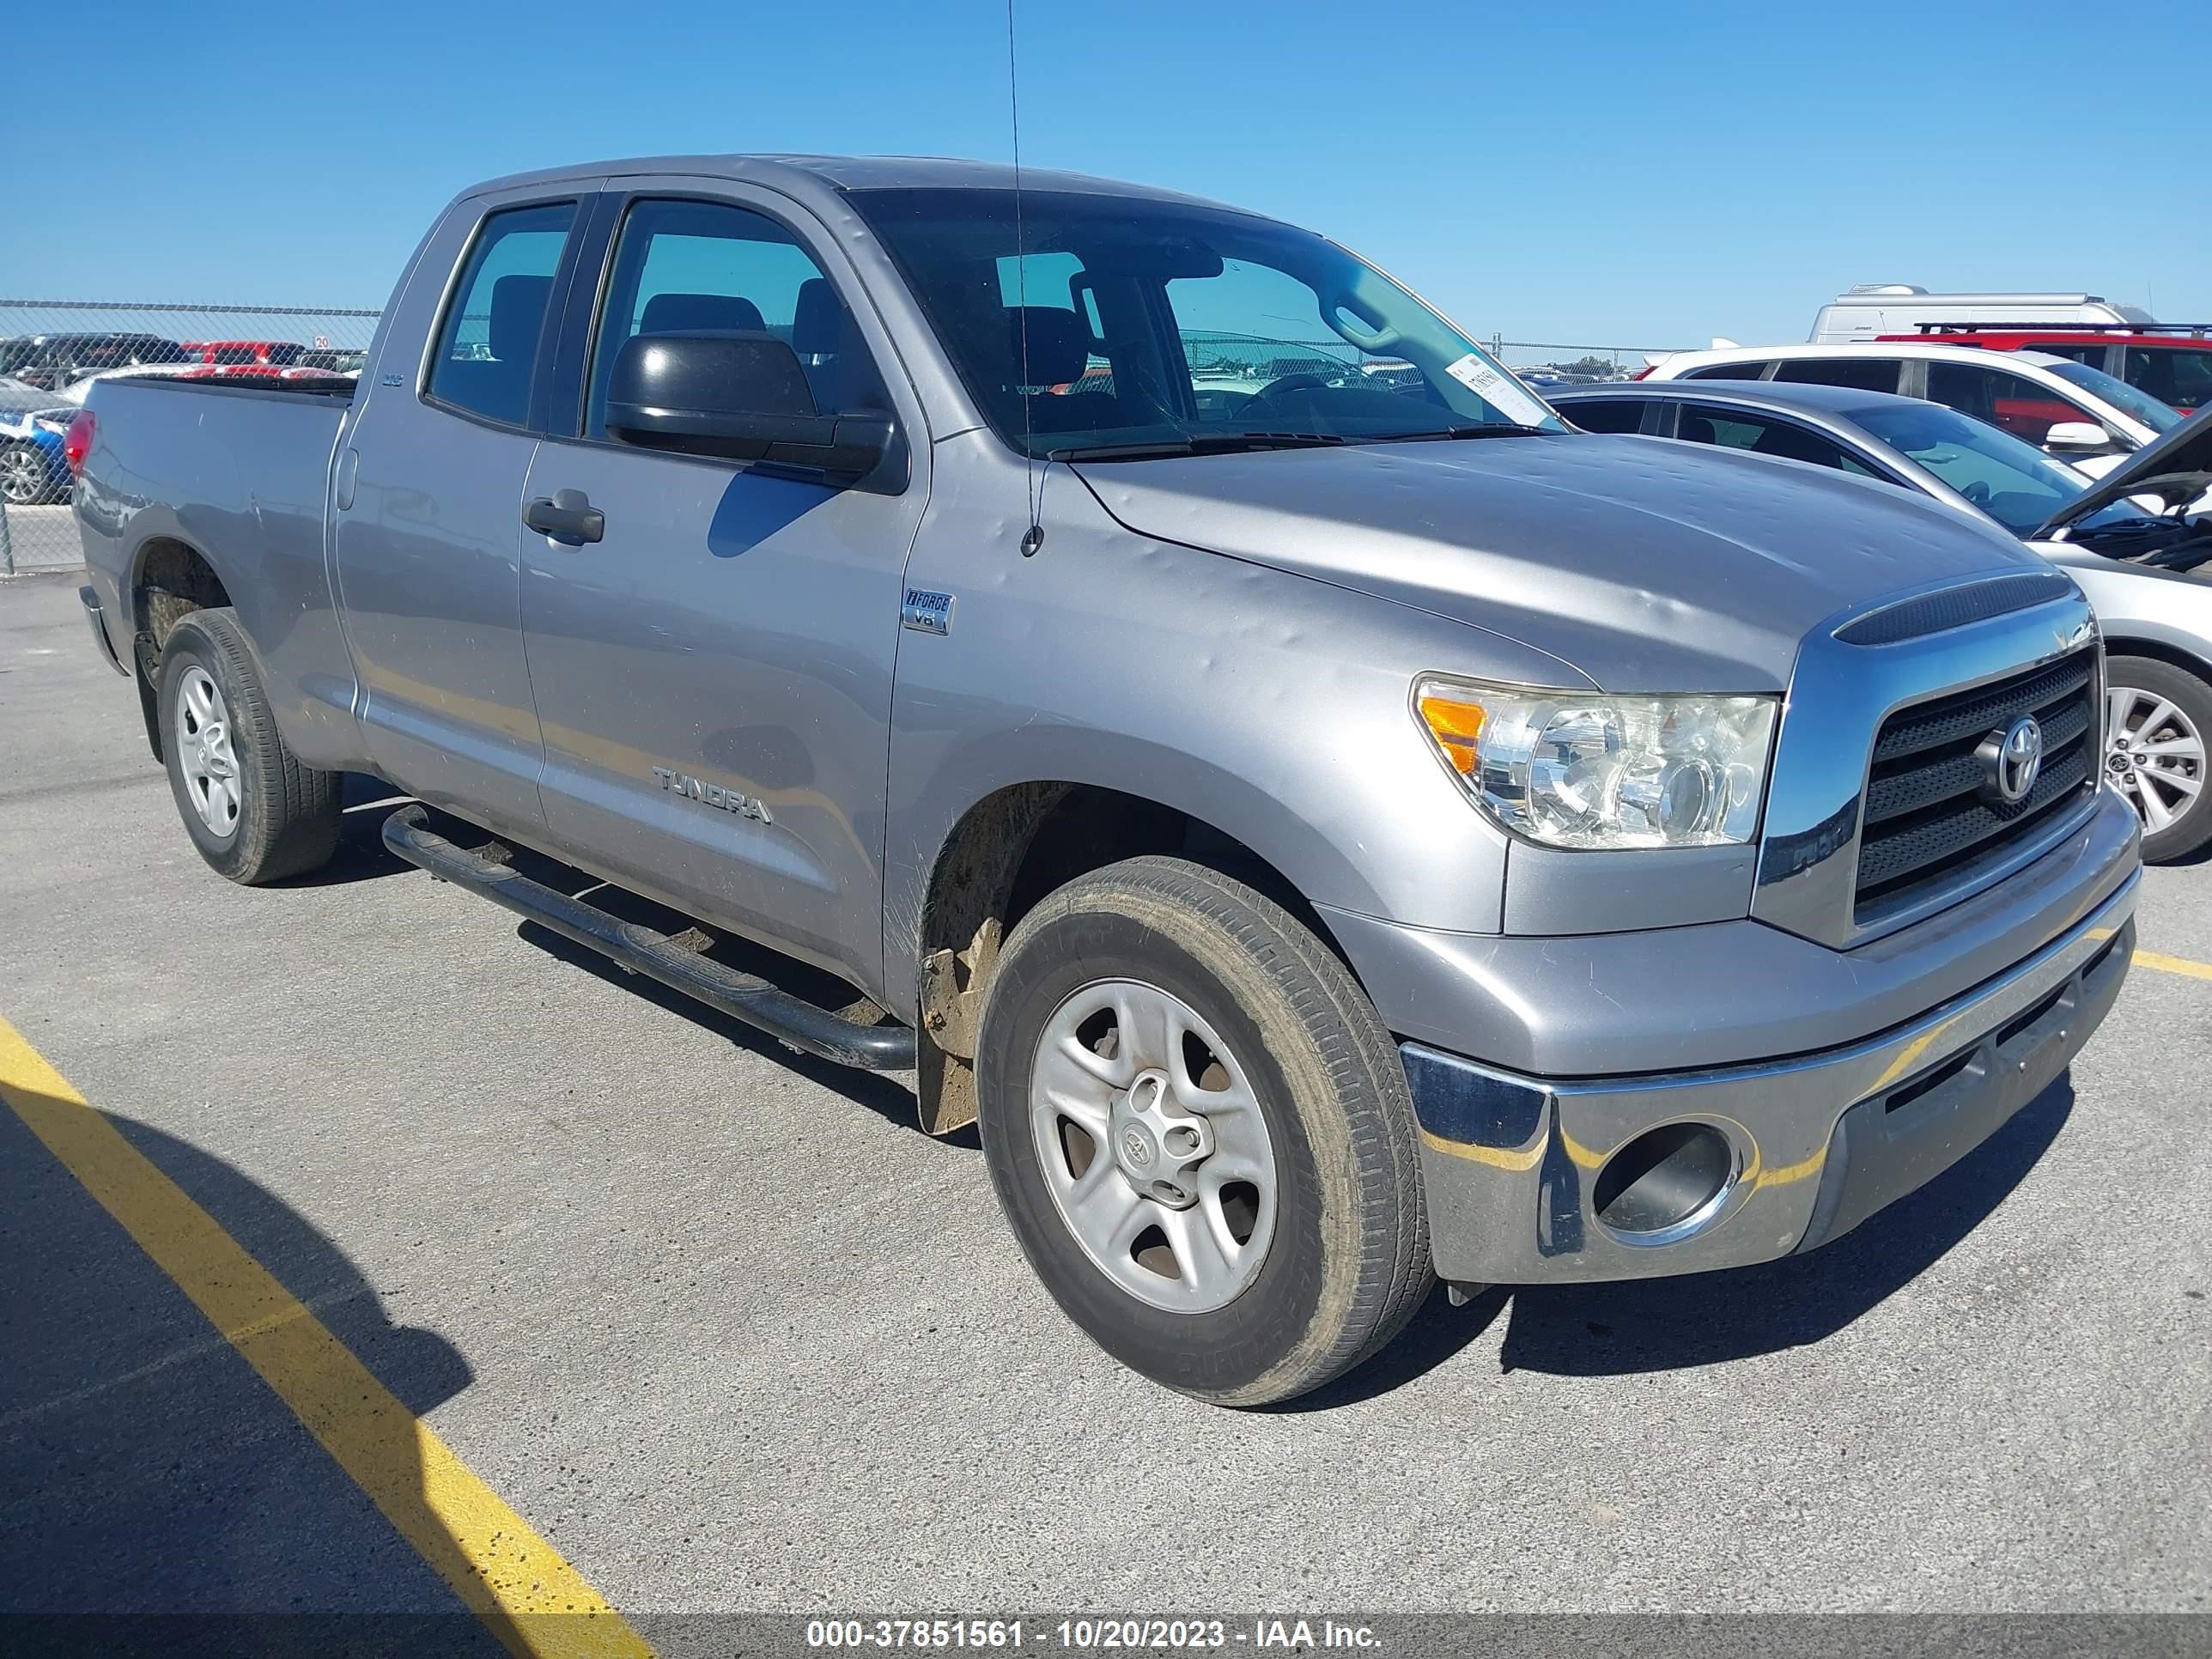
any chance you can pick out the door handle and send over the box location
[524,489,605,546]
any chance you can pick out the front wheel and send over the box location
[2106,656,2212,863]
[976,856,1431,1407]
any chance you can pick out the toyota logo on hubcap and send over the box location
[1978,715,2044,805]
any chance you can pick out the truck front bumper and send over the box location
[1368,793,2142,1286]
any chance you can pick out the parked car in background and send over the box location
[180,339,310,367]
[1639,342,2185,482]
[0,378,75,505]
[0,333,191,392]
[1811,285,2154,343]
[1556,380,2212,860]
[294,347,367,374]
[1881,325,2212,414]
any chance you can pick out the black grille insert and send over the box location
[1855,652,2098,920]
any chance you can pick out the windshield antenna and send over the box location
[1007,0,1042,556]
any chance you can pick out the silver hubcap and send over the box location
[1,447,41,504]
[2106,684,2203,838]
[173,665,241,837]
[1030,978,1278,1314]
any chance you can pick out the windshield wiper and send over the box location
[1360,422,1553,444]
[1048,432,1348,462]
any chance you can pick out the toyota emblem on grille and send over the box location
[1978,715,2045,805]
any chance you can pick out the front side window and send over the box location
[2049,358,2184,433]
[1674,404,1877,474]
[2123,345,2212,412]
[584,198,882,441]
[1850,400,2089,537]
[428,201,576,428]
[1926,361,2109,446]
[850,187,1563,459]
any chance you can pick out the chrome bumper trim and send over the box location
[1408,868,2138,1285]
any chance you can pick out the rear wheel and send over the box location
[977,856,1431,1407]
[158,608,340,883]
[2106,656,2212,863]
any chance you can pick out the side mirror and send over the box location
[605,331,895,487]
[2044,420,2111,453]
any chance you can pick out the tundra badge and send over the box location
[651,768,772,823]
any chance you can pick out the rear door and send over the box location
[516,181,929,987]
[331,185,592,840]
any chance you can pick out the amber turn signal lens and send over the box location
[1418,691,1486,775]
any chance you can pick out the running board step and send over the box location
[381,805,915,1072]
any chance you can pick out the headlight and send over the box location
[1415,677,1778,849]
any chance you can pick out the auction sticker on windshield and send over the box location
[1444,353,1553,427]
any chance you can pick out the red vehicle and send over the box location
[1881,324,2212,412]
[179,339,311,368]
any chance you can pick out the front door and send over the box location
[331,190,585,840]
[519,185,928,988]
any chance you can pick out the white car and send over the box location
[1639,341,2186,488]
[1809,284,2154,343]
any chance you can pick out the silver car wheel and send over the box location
[1,444,47,506]
[1029,977,1278,1314]
[2107,684,2205,837]
[173,665,241,837]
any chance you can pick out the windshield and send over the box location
[848,187,1564,459]
[1850,400,2138,538]
[2050,360,2183,434]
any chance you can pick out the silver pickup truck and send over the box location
[70,155,2140,1406]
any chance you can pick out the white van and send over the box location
[1810,284,2154,343]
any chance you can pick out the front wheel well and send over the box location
[911,782,1355,1136]
[2104,636,2212,684]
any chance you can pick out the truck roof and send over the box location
[461,153,1249,214]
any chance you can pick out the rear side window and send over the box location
[1562,398,1649,433]
[1774,358,1900,393]
[583,197,883,441]
[1686,360,1774,380]
[428,201,576,428]
[2124,345,2212,411]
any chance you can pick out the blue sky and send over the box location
[9,0,2201,349]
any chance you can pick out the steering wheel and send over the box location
[1247,371,1338,404]
[1961,480,1991,507]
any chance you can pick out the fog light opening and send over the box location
[1593,1122,1735,1240]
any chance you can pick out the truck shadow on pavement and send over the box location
[1303,1076,2075,1405]
[0,1093,507,1653]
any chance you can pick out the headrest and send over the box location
[1006,307,1091,388]
[488,275,553,363]
[639,291,767,336]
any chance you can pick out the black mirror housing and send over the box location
[605,331,896,488]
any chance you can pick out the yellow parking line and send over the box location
[2135,947,2212,983]
[0,1017,652,1659]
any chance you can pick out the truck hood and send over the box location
[1073,433,2039,692]
[2033,402,2212,537]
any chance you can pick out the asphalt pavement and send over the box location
[2,569,2207,1630]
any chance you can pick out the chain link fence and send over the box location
[0,298,1684,574]
[0,301,379,573]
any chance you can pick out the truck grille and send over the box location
[1855,652,2098,921]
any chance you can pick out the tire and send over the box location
[976,855,1431,1407]
[1,441,56,506]
[157,608,340,884]
[2106,654,2212,864]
